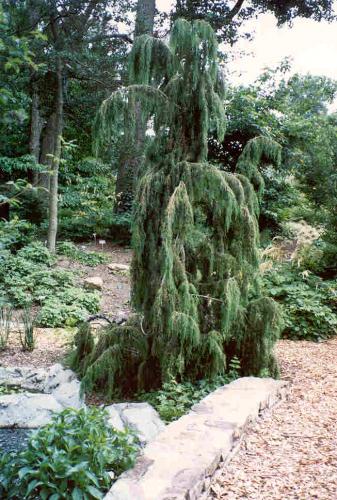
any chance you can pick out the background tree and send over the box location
[1,0,132,248]
[171,0,335,44]
[114,0,156,215]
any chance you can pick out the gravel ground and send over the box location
[0,428,32,454]
[209,338,337,500]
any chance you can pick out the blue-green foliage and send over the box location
[263,263,337,340]
[0,407,140,499]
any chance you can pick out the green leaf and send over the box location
[86,485,103,499]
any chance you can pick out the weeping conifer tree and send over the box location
[76,19,282,396]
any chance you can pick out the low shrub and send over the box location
[0,407,140,499]
[37,290,100,328]
[263,263,337,341]
[0,218,35,252]
[57,241,108,267]
[139,358,240,422]
[0,242,101,327]
[17,241,56,266]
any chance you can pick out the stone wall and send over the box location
[105,377,288,500]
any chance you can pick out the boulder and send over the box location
[51,379,83,409]
[0,364,84,429]
[106,406,125,432]
[105,402,165,445]
[0,392,63,428]
[0,366,47,392]
[44,363,76,392]
[107,263,130,275]
[84,276,103,290]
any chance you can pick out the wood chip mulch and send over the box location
[209,338,337,500]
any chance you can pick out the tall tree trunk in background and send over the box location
[29,81,43,184]
[47,56,63,252]
[39,113,56,192]
[114,0,155,215]
[134,0,156,37]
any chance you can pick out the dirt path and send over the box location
[209,338,337,500]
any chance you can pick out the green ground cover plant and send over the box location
[263,263,337,341]
[0,407,140,499]
[57,241,108,267]
[139,357,241,422]
[0,242,100,327]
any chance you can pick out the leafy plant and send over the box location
[19,307,36,351]
[57,158,116,240]
[57,241,108,266]
[0,218,35,252]
[263,263,337,340]
[0,407,140,499]
[0,305,12,350]
[17,241,56,266]
[0,243,101,327]
[139,358,240,422]
[37,291,100,328]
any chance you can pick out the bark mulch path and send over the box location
[209,338,337,500]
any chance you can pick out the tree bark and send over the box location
[29,82,43,184]
[47,56,63,252]
[114,0,156,215]
[39,112,57,191]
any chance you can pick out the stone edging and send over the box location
[105,377,289,500]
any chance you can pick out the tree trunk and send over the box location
[114,0,156,215]
[47,56,63,252]
[39,112,56,192]
[29,82,43,184]
[134,0,156,36]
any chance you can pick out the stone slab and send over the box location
[0,392,63,428]
[105,377,288,500]
[105,402,165,445]
[0,364,84,428]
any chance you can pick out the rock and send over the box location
[0,366,47,392]
[44,363,76,392]
[84,276,103,290]
[0,364,84,428]
[51,379,84,409]
[106,406,125,432]
[105,402,165,445]
[0,392,63,428]
[107,263,130,275]
[104,377,289,500]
